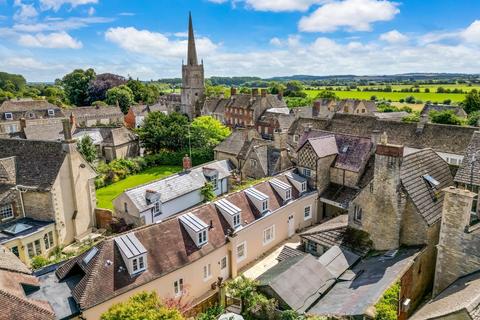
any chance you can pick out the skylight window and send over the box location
[4,113,12,120]
[3,222,32,235]
[423,175,440,189]
[341,146,349,153]
[82,247,99,265]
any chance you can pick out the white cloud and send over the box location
[461,20,480,44]
[18,31,82,48]
[209,0,323,11]
[299,0,399,32]
[12,16,113,32]
[270,37,283,46]
[39,0,98,11]
[13,2,38,22]
[105,27,218,59]
[174,31,188,38]
[208,0,228,3]
[87,6,95,16]
[118,12,135,16]
[379,29,408,43]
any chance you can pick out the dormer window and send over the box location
[423,174,439,189]
[114,233,148,276]
[28,112,35,119]
[179,212,209,247]
[301,182,307,192]
[4,113,12,120]
[286,172,308,194]
[245,187,269,214]
[47,109,55,117]
[269,178,292,202]
[215,198,242,229]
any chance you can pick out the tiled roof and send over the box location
[54,171,313,310]
[421,104,468,118]
[400,149,454,225]
[0,139,67,190]
[214,128,260,156]
[289,113,476,155]
[0,247,30,274]
[455,131,480,186]
[0,269,54,320]
[276,246,305,262]
[0,100,64,121]
[23,122,65,141]
[411,271,480,320]
[123,160,232,211]
[300,215,370,256]
[69,105,123,118]
[204,94,286,112]
[373,111,409,121]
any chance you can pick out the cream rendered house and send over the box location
[34,170,318,319]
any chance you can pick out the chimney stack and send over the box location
[19,118,26,131]
[313,100,321,117]
[261,89,267,98]
[182,154,192,172]
[252,88,259,97]
[371,130,381,146]
[277,91,283,100]
[230,87,237,97]
[62,119,74,143]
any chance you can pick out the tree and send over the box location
[429,110,464,126]
[190,116,231,148]
[201,182,216,202]
[101,291,184,320]
[467,111,480,126]
[137,112,190,153]
[0,71,26,92]
[227,276,258,313]
[62,68,96,106]
[462,90,480,114]
[204,84,227,98]
[77,135,97,164]
[404,96,416,104]
[314,90,337,100]
[88,73,126,103]
[105,85,134,114]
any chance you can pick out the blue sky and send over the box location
[1,0,480,82]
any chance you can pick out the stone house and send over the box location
[0,127,97,265]
[288,113,477,167]
[295,129,374,218]
[420,103,468,119]
[68,105,124,127]
[0,99,65,134]
[255,107,295,140]
[113,159,233,225]
[33,171,318,319]
[124,104,169,129]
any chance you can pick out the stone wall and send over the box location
[434,187,478,296]
[23,191,55,221]
[329,167,359,188]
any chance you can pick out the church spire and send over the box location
[187,12,198,66]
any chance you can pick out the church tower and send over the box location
[181,12,204,119]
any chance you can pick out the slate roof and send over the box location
[0,268,55,320]
[52,171,314,311]
[299,130,373,172]
[257,254,337,313]
[455,131,480,186]
[23,122,65,141]
[300,215,370,256]
[400,149,454,225]
[0,218,55,245]
[0,246,31,274]
[205,94,286,111]
[373,111,409,121]
[214,128,260,156]
[289,113,476,155]
[0,99,64,121]
[410,271,480,320]
[122,160,232,211]
[320,183,359,209]
[308,248,420,317]
[0,139,67,190]
[69,105,123,119]
[421,104,468,118]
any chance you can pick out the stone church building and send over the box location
[181,13,205,119]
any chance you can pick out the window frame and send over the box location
[0,204,14,221]
[203,263,212,281]
[233,214,240,228]
[303,168,311,177]
[354,205,363,223]
[236,241,247,262]
[174,278,184,297]
[262,225,275,245]
[304,205,312,221]
[47,109,55,116]
[198,230,208,246]
[4,112,12,120]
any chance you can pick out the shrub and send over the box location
[467,111,480,126]
[31,255,50,269]
[196,305,224,320]
[429,110,464,126]
[375,282,400,320]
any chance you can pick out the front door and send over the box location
[220,256,229,280]
[288,215,295,237]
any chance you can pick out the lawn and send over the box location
[304,89,467,103]
[95,165,182,210]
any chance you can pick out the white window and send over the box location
[133,258,138,272]
[139,256,145,269]
[152,201,160,216]
[27,239,42,258]
[293,135,299,143]
[0,204,13,220]
[43,231,54,250]
[4,113,12,120]
[263,225,275,245]
[6,124,17,133]
[303,168,311,177]
[354,205,363,222]
[47,109,55,116]
[301,181,307,192]
[262,200,268,212]
[304,206,312,220]
[251,159,257,168]
[237,242,247,262]
[198,230,207,246]
[174,278,184,297]
[203,263,212,280]
[233,214,240,227]
[285,189,291,200]
[220,256,227,270]
[210,176,218,189]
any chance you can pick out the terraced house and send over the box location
[33,170,318,319]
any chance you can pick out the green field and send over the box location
[96,165,181,210]
[304,89,466,103]
[309,84,480,93]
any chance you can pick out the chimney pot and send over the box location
[62,119,73,142]
[183,154,192,171]
[230,87,237,96]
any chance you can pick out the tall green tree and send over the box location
[101,291,184,320]
[62,68,96,106]
[105,85,134,114]
[191,116,231,148]
[77,135,97,164]
[315,90,338,100]
[429,110,464,126]
[462,89,480,114]
[137,112,190,153]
